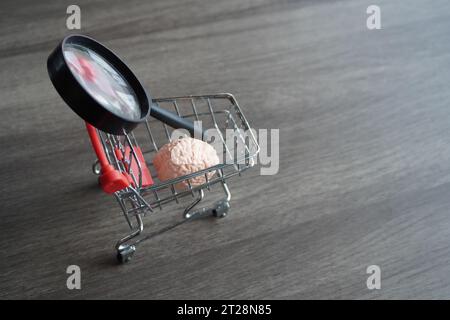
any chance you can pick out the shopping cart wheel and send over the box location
[92,159,101,175]
[117,245,136,263]
[212,200,230,218]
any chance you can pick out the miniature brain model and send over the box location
[153,137,220,188]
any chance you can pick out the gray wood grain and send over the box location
[1,0,450,299]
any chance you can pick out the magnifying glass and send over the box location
[47,34,202,136]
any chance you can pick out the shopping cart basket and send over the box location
[91,93,259,262]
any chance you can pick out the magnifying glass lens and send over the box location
[63,43,141,121]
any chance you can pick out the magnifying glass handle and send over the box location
[150,103,206,139]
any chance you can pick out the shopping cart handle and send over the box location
[85,122,130,194]
[150,102,207,140]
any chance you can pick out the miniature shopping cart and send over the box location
[47,35,259,263]
[90,94,259,263]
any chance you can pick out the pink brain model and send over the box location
[153,137,220,188]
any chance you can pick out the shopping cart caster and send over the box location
[117,245,136,263]
[92,159,101,175]
[212,200,230,218]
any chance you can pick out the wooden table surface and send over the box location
[1,0,450,299]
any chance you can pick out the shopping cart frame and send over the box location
[91,93,259,263]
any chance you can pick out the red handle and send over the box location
[85,122,130,194]
[86,122,110,168]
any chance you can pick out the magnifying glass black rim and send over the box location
[47,34,150,135]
